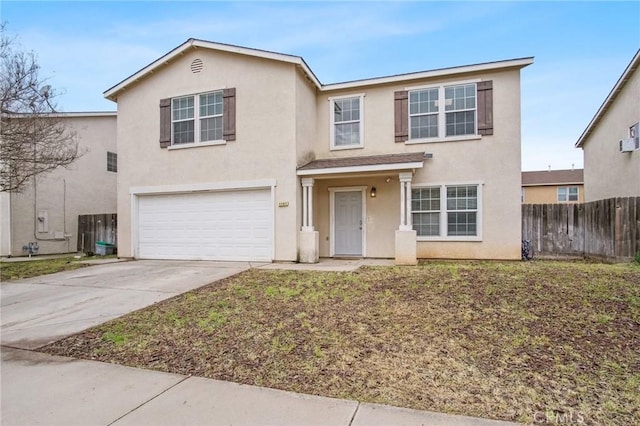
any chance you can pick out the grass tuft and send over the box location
[41,261,640,425]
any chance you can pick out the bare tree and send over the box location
[0,25,79,192]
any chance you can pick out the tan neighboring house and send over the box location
[576,49,640,202]
[104,38,532,264]
[521,169,584,204]
[0,113,117,256]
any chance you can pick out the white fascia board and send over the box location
[3,111,116,118]
[576,49,640,148]
[104,39,322,101]
[297,161,424,176]
[320,57,534,92]
[522,182,583,187]
[130,179,277,195]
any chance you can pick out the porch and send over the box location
[296,152,430,265]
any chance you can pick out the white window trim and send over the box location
[329,93,365,151]
[406,78,481,144]
[413,182,483,242]
[557,186,579,202]
[168,140,226,150]
[328,186,367,257]
[170,89,226,148]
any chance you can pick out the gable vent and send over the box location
[190,58,204,73]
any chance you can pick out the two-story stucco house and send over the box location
[0,112,117,256]
[576,49,640,202]
[104,39,532,264]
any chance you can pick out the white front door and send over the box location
[334,190,363,256]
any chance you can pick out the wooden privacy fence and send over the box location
[77,214,117,254]
[522,197,640,261]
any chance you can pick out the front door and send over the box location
[334,191,363,256]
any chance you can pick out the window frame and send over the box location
[107,151,117,173]
[169,89,226,149]
[406,79,482,144]
[412,182,483,241]
[557,186,579,202]
[329,93,365,151]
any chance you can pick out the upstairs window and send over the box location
[107,152,117,173]
[397,81,492,143]
[159,88,235,149]
[408,83,476,141]
[410,88,439,139]
[172,91,223,145]
[330,94,364,149]
[445,84,476,137]
[557,186,579,202]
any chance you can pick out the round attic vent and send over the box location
[190,58,204,73]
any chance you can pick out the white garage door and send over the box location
[137,189,272,261]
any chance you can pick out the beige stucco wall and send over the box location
[294,68,319,254]
[523,185,584,204]
[114,49,301,261]
[582,65,640,202]
[311,68,524,260]
[7,115,117,256]
[0,192,10,256]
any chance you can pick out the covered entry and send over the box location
[297,152,427,263]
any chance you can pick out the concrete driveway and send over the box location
[0,260,251,350]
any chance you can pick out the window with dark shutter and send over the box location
[394,90,409,143]
[223,88,236,141]
[159,98,171,148]
[159,88,236,148]
[476,80,493,136]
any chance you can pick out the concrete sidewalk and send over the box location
[1,347,517,426]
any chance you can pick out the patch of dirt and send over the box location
[41,261,640,425]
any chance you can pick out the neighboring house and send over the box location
[576,49,640,202]
[0,113,117,256]
[521,169,584,204]
[104,38,532,264]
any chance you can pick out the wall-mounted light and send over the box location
[370,186,377,198]
[385,177,391,183]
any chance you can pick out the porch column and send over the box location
[395,172,417,265]
[299,178,319,263]
[399,172,413,231]
[301,178,315,231]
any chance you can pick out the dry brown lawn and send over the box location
[42,261,640,425]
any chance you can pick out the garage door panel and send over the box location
[137,189,272,261]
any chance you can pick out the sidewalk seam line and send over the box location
[106,375,191,426]
[348,401,360,426]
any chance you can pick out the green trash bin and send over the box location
[95,241,115,256]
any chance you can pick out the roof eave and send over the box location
[576,49,640,148]
[103,38,322,102]
[297,161,424,176]
[522,182,584,187]
[320,57,534,92]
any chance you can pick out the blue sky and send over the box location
[2,1,639,170]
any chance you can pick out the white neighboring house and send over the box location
[0,112,117,257]
[576,49,640,202]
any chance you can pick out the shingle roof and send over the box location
[522,169,584,186]
[297,152,427,171]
